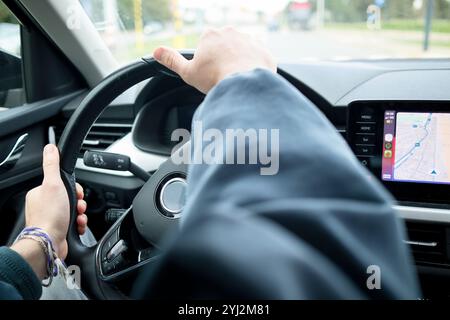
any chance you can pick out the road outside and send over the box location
[106,24,450,65]
[1,0,449,64]
[263,28,450,62]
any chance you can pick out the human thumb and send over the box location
[153,46,189,77]
[42,144,62,186]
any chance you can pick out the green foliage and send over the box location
[434,0,450,19]
[325,0,373,22]
[384,0,418,19]
[326,18,450,33]
[321,0,450,22]
[80,0,172,29]
[383,18,450,32]
[117,0,172,29]
[0,1,19,24]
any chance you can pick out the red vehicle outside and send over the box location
[286,0,313,30]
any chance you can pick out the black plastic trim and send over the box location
[0,90,84,137]
[3,0,88,103]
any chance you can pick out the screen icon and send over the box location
[385,134,393,142]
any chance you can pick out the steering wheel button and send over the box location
[102,261,115,275]
[105,192,117,201]
[106,239,128,262]
[101,229,120,259]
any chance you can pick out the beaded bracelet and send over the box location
[13,227,59,287]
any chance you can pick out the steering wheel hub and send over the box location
[159,177,187,217]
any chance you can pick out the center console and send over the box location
[347,101,450,206]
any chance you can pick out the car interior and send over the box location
[0,0,450,300]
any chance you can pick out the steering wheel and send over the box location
[58,54,192,299]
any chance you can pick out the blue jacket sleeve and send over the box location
[132,69,421,299]
[0,247,42,300]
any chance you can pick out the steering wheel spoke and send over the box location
[97,151,188,282]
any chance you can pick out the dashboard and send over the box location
[61,59,450,296]
[69,59,450,216]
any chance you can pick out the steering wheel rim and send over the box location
[57,53,193,298]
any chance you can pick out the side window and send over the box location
[0,1,24,110]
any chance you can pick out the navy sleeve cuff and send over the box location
[0,246,42,300]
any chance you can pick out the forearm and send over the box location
[133,69,420,299]
[10,239,47,280]
[179,69,420,298]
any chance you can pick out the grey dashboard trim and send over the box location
[90,123,133,128]
[394,205,450,224]
[281,60,450,106]
[336,69,450,105]
[281,61,385,105]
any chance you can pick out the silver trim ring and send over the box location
[159,177,187,217]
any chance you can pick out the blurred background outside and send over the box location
[1,0,450,65]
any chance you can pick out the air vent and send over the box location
[405,222,449,266]
[53,121,132,157]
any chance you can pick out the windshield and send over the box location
[0,1,20,56]
[80,0,450,65]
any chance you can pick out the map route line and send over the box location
[394,113,432,170]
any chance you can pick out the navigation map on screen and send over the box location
[382,112,450,185]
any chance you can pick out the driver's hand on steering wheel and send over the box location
[153,26,277,94]
[23,144,88,260]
